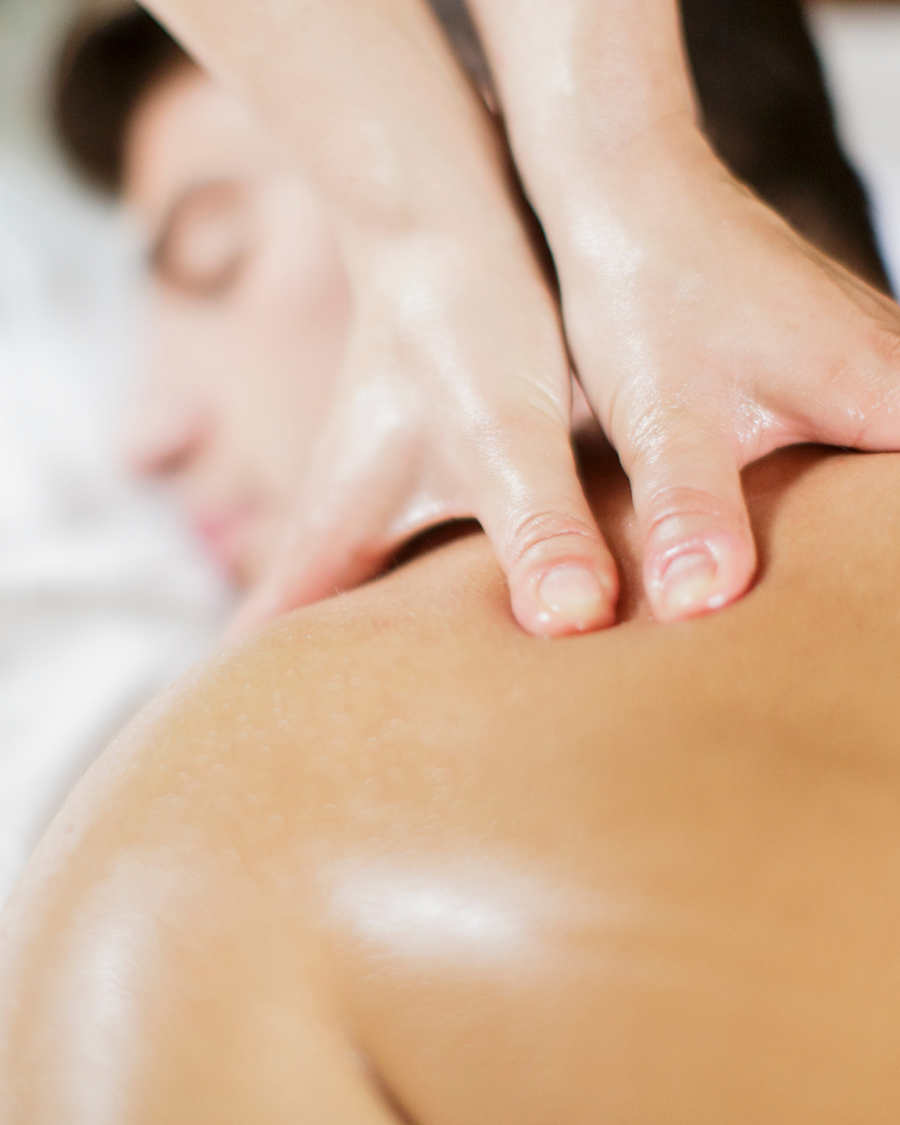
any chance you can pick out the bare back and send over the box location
[4,445,900,1122]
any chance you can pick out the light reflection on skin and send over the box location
[43,856,172,1125]
[323,855,631,967]
[330,862,534,961]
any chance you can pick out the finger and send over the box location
[224,516,376,640]
[808,326,900,452]
[476,421,620,638]
[625,421,756,623]
[767,264,900,451]
[224,457,413,639]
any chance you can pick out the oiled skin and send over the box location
[4,445,900,1122]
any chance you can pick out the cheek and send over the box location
[150,286,243,394]
[235,231,352,470]
[228,255,351,586]
[145,224,351,581]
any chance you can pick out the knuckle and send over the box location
[469,399,570,463]
[641,484,744,544]
[611,397,711,475]
[823,342,900,447]
[505,509,598,570]
[869,323,900,371]
[608,395,667,455]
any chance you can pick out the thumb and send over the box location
[624,417,756,622]
[474,417,619,637]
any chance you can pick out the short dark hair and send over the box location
[53,6,189,194]
[53,0,891,293]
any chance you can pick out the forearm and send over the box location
[466,0,709,218]
[144,0,511,240]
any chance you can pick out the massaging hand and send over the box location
[233,143,900,636]
[541,130,900,620]
[230,216,622,638]
[150,0,900,638]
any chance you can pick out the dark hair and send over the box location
[53,5,189,194]
[53,0,891,292]
[682,0,891,291]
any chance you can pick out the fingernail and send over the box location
[659,550,720,616]
[538,565,604,626]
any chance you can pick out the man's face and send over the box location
[123,66,351,585]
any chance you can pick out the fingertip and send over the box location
[223,586,281,642]
[647,533,755,623]
[513,559,618,638]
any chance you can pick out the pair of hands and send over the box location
[230,21,900,640]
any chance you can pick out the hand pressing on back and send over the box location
[146,0,900,636]
[229,211,622,637]
[148,0,625,638]
[544,126,900,619]
[462,0,900,621]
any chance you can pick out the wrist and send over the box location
[318,102,517,248]
[339,203,549,314]
[524,106,711,203]
[336,138,540,284]
[523,119,724,276]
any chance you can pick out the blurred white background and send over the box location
[0,0,231,904]
[0,0,898,904]
[811,2,900,289]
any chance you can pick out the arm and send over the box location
[469,0,697,161]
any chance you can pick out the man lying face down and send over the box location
[3,4,900,1122]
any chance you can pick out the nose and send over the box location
[121,367,206,479]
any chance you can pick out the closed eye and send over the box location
[150,179,254,298]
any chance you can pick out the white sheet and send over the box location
[0,153,231,905]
